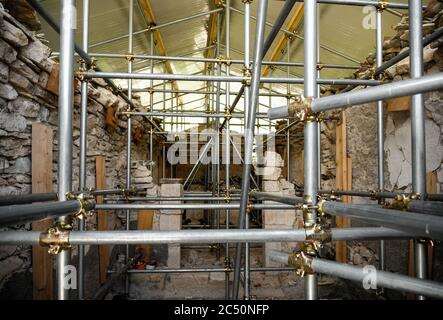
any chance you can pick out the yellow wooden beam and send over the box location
[138,0,183,106]
[203,1,223,107]
[262,3,304,77]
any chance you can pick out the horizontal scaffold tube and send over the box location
[268,73,443,119]
[68,52,358,70]
[113,267,295,274]
[0,200,95,228]
[269,251,443,300]
[321,201,443,240]
[250,191,304,205]
[407,200,443,217]
[0,227,410,246]
[84,71,380,86]
[113,196,241,202]
[295,0,423,9]
[0,192,58,206]
[95,203,295,210]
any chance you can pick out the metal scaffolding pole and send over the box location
[376,6,386,275]
[0,193,58,206]
[78,52,358,70]
[321,202,443,240]
[96,203,293,211]
[303,0,319,300]
[125,0,134,296]
[409,0,428,300]
[230,6,360,64]
[268,73,443,118]
[149,31,154,162]
[269,251,443,300]
[231,0,268,300]
[89,8,224,49]
[296,0,417,9]
[78,0,89,300]
[0,228,410,246]
[84,71,380,86]
[0,200,94,228]
[224,0,231,301]
[56,0,75,300]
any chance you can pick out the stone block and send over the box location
[264,242,282,267]
[159,214,181,231]
[262,180,280,192]
[0,83,18,100]
[0,62,8,83]
[263,210,295,227]
[3,20,29,47]
[0,38,17,64]
[167,244,180,268]
[261,167,282,181]
[160,182,183,197]
[263,151,284,167]
[19,39,50,69]
[0,110,26,131]
[9,71,33,92]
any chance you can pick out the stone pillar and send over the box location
[159,178,183,268]
[261,151,297,267]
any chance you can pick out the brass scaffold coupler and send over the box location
[67,191,95,220]
[377,1,390,11]
[288,247,315,278]
[384,194,411,211]
[40,222,72,255]
[288,95,317,122]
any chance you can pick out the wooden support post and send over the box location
[31,123,54,300]
[137,210,154,264]
[426,171,437,278]
[96,156,110,284]
[335,111,352,263]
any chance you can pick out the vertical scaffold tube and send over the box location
[303,0,319,300]
[409,0,428,300]
[78,0,89,300]
[231,0,268,300]
[57,0,76,300]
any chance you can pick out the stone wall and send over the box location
[0,4,154,297]
[342,6,443,282]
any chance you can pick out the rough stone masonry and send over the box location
[0,2,155,297]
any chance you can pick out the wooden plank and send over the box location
[31,123,54,300]
[46,63,59,95]
[386,96,410,112]
[262,4,304,77]
[335,111,351,263]
[137,210,154,264]
[426,171,437,277]
[96,156,110,284]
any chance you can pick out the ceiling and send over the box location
[39,0,408,132]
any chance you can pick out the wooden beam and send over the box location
[261,3,304,77]
[31,123,54,300]
[137,210,154,264]
[426,171,437,278]
[386,96,410,112]
[138,0,183,106]
[46,63,59,96]
[96,156,110,284]
[335,111,352,263]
